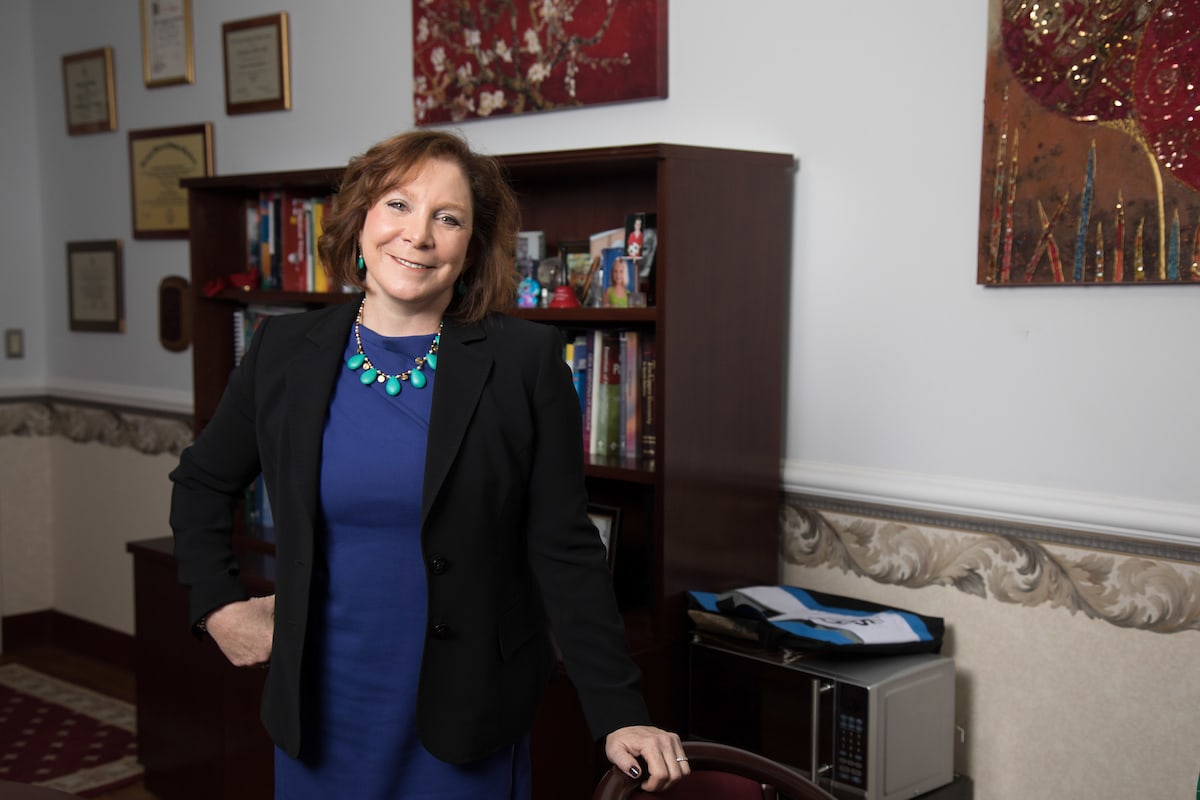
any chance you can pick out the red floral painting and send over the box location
[412,0,667,125]
[978,0,1200,285]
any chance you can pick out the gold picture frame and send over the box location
[67,240,125,333]
[140,0,195,87]
[128,123,214,240]
[222,12,291,115]
[62,47,117,135]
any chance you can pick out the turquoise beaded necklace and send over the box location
[345,300,441,397]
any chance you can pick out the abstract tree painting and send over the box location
[978,0,1200,285]
[412,0,668,125]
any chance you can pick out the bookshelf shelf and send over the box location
[145,142,794,800]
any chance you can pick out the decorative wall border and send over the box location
[0,396,192,458]
[782,493,1200,634]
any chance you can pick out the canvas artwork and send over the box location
[412,0,667,124]
[978,0,1200,285]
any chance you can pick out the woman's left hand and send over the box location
[604,725,690,792]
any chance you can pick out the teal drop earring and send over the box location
[356,246,367,280]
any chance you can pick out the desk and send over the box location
[126,537,273,800]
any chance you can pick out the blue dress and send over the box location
[274,323,532,800]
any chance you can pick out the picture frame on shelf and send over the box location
[222,12,291,115]
[587,503,620,572]
[62,47,116,135]
[624,211,657,293]
[128,122,214,239]
[560,241,592,304]
[140,0,195,87]
[67,240,124,333]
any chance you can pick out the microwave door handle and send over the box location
[811,680,835,783]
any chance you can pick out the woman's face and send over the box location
[360,157,473,315]
[613,260,629,287]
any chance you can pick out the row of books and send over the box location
[232,304,308,365]
[567,329,656,461]
[246,192,336,293]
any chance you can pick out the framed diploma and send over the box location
[140,0,195,87]
[222,12,291,115]
[62,47,117,135]
[67,240,125,333]
[128,123,214,239]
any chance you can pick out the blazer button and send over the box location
[429,556,450,575]
[430,623,451,639]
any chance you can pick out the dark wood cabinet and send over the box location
[135,143,794,799]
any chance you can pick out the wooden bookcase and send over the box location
[134,143,794,799]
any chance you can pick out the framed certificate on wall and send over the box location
[127,123,213,239]
[62,47,117,135]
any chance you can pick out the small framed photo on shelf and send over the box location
[515,230,545,308]
[67,240,125,333]
[140,0,195,87]
[624,211,657,298]
[222,12,291,115]
[587,503,620,572]
[61,47,116,135]
[128,123,214,239]
[560,241,592,301]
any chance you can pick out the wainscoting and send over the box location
[4,396,1200,799]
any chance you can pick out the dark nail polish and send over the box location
[629,765,641,779]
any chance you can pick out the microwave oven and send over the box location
[688,638,956,799]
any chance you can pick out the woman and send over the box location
[169,130,688,798]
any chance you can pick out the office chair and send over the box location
[592,740,838,800]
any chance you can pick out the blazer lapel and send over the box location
[422,318,492,524]
[284,301,359,533]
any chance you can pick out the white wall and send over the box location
[0,0,45,391]
[3,1,1198,552]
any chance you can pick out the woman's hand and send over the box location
[604,725,690,792]
[203,595,275,667]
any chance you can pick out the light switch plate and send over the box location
[5,329,24,359]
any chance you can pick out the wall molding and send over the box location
[781,495,1200,634]
[0,396,192,457]
[785,459,1200,550]
[0,378,193,417]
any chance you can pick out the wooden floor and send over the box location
[0,645,159,800]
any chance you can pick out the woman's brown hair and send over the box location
[319,130,520,322]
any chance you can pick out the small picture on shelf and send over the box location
[624,211,657,291]
[603,255,639,308]
[597,246,640,308]
[516,230,544,308]
[587,503,620,572]
[560,241,592,300]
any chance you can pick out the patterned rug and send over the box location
[0,663,142,796]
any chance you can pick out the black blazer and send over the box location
[169,299,649,764]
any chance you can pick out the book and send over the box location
[311,197,330,292]
[587,329,602,454]
[619,329,641,458]
[282,194,308,292]
[592,331,622,457]
[234,304,307,364]
[640,334,656,461]
[245,199,262,277]
[571,333,589,418]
